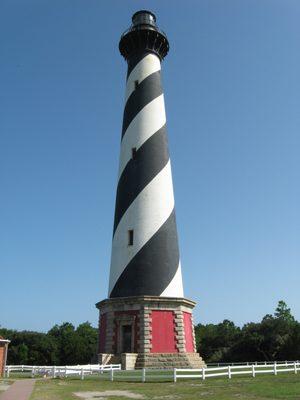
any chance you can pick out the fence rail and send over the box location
[5,364,121,379]
[206,360,300,367]
[174,361,300,381]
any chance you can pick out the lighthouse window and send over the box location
[134,80,139,90]
[131,147,137,159]
[128,230,134,246]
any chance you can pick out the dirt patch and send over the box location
[73,391,145,399]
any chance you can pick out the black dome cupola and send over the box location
[119,10,169,61]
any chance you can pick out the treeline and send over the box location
[0,322,98,365]
[195,301,300,362]
[1,301,299,365]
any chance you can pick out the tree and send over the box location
[0,328,58,365]
[225,302,297,362]
[17,343,29,364]
[48,322,77,365]
[196,301,298,363]
[277,323,300,360]
[195,320,240,362]
[75,322,98,364]
[275,300,295,323]
[47,322,98,365]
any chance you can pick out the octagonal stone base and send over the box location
[96,296,205,369]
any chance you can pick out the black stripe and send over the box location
[122,71,163,139]
[110,209,180,298]
[113,125,169,235]
[126,52,150,80]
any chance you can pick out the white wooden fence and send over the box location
[5,364,121,379]
[5,361,300,382]
[174,361,300,382]
[207,360,300,367]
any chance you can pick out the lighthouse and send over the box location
[96,10,205,369]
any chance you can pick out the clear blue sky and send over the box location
[1,0,299,332]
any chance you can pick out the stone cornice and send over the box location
[96,296,196,310]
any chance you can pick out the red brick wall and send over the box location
[151,310,178,353]
[183,312,194,352]
[0,344,5,377]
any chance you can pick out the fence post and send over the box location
[202,368,206,380]
[274,362,277,376]
[142,368,146,383]
[64,367,67,378]
[110,368,114,382]
[6,367,10,378]
[173,368,177,383]
[31,367,35,378]
[294,362,297,374]
[228,366,231,379]
[252,364,255,378]
[81,368,84,380]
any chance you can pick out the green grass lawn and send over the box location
[30,374,300,400]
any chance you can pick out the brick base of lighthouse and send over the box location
[96,296,205,369]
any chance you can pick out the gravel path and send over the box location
[0,379,35,400]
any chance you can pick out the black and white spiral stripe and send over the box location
[108,52,184,298]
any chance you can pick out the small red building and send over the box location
[0,336,10,377]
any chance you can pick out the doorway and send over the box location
[121,325,132,353]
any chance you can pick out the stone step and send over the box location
[135,352,205,369]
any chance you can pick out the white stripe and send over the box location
[118,94,166,178]
[160,262,184,297]
[108,161,174,296]
[125,53,161,103]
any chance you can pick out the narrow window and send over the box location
[134,80,139,90]
[131,147,137,160]
[128,230,134,246]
